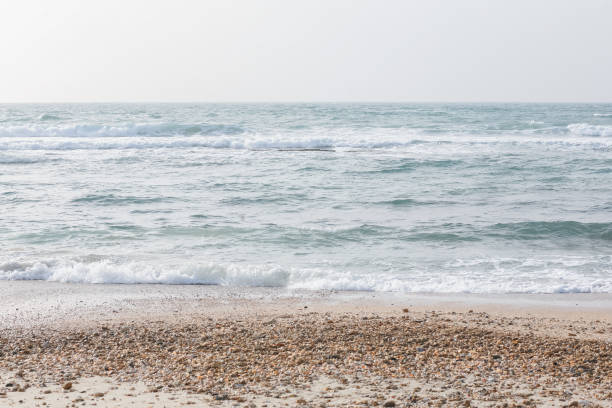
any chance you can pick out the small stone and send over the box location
[383,401,396,407]
[63,382,72,390]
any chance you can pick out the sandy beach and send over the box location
[0,281,610,407]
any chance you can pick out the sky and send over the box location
[1,0,611,103]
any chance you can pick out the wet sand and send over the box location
[0,281,611,407]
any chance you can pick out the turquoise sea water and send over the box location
[0,103,611,293]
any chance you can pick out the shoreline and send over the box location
[2,280,612,329]
[1,281,611,407]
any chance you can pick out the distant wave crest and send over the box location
[1,135,611,152]
[567,123,612,137]
[0,122,245,138]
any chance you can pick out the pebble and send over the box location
[0,311,609,406]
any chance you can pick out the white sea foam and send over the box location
[1,121,611,152]
[0,259,290,286]
[593,113,612,117]
[1,258,609,294]
[567,123,612,137]
[1,133,611,152]
[0,123,244,138]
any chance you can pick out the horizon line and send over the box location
[2,100,612,104]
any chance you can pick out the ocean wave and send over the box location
[358,159,463,174]
[374,198,441,206]
[567,123,612,137]
[0,259,290,286]
[0,122,245,138]
[69,221,612,244]
[220,193,308,206]
[0,153,51,165]
[38,113,62,121]
[317,221,612,243]
[0,257,610,293]
[0,136,425,151]
[488,221,612,241]
[593,113,612,117]
[290,221,612,243]
[71,194,170,206]
[1,135,610,152]
[143,224,478,246]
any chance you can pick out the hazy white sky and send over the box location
[1,0,611,102]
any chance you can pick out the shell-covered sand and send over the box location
[0,283,611,407]
[2,313,611,406]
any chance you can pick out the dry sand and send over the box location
[0,281,610,407]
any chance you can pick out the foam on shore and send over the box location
[1,257,610,294]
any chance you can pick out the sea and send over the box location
[1,103,611,293]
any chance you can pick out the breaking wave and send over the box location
[0,257,610,294]
[567,123,612,137]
